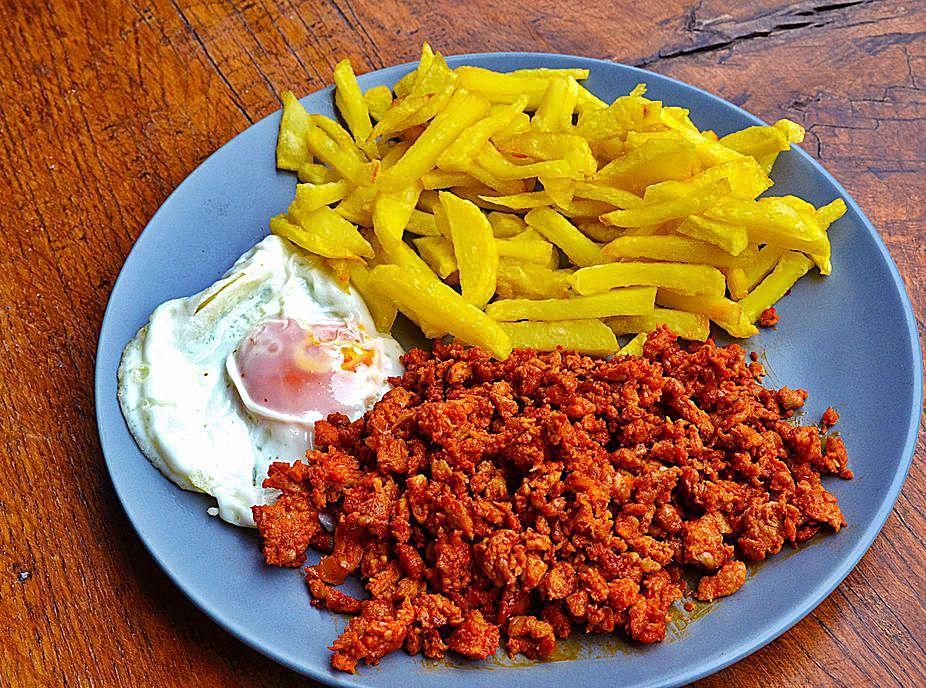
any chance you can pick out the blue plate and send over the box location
[95,53,922,688]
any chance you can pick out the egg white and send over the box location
[117,235,403,527]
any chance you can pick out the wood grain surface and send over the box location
[1,0,923,686]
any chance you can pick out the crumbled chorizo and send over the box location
[253,327,851,671]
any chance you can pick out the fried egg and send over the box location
[117,235,403,527]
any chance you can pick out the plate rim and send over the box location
[95,50,924,688]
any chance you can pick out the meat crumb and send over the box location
[758,307,780,328]
[252,327,851,671]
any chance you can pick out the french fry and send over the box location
[293,180,351,211]
[495,237,556,266]
[349,262,397,332]
[363,85,393,122]
[276,91,312,171]
[496,260,572,300]
[816,198,847,230]
[373,182,421,249]
[655,289,757,338]
[436,96,528,172]
[606,307,710,342]
[525,207,607,266]
[333,59,375,156]
[676,215,748,256]
[602,235,739,268]
[726,244,785,299]
[575,91,662,142]
[500,319,618,356]
[475,144,579,181]
[413,236,458,278]
[496,132,597,176]
[306,126,378,186]
[406,209,440,236]
[595,138,701,193]
[272,210,373,261]
[369,264,512,359]
[488,211,527,237]
[486,286,656,322]
[334,185,376,226]
[440,191,497,308]
[720,119,804,172]
[572,182,644,209]
[601,179,730,228]
[704,197,830,273]
[380,236,435,275]
[392,43,434,98]
[570,261,726,297]
[643,157,772,203]
[378,90,491,191]
[532,76,580,132]
[454,66,550,108]
[738,251,814,323]
[480,191,553,210]
[310,114,369,162]
[576,220,623,244]
[297,162,338,184]
[619,332,647,356]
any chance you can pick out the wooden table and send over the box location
[1,0,923,685]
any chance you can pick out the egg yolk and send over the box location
[229,318,373,424]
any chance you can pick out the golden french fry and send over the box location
[363,85,393,122]
[475,144,579,181]
[704,197,830,273]
[619,332,647,356]
[293,180,351,211]
[486,286,656,322]
[276,91,312,171]
[377,90,491,191]
[373,182,421,249]
[532,76,580,133]
[440,191,497,308]
[575,91,662,142]
[576,220,623,244]
[738,251,814,323]
[306,126,377,186]
[349,263,397,332]
[601,179,730,228]
[297,162,338,184]
[816,198,847,230]
[570,261,726,297]
[333,59,375,155]
[496,260,573,299]
[676,215,748,256]
[655,290,757,338]
[596,138,701,194]
[487,211,527,237]
[500,319,618,356]
[436,96,528,172]
[606,307,710,342]
[272,209,373,261]
[369,264,512,359]
[495,237,556,266]
[644,157,772,204]
[602,235,739,268]
[392,43,434,98]
[525,207,606,267]
[480,191,553,210]
[496,132,597,176]
[380,235,435,275]
[334,185,376,226]
[572,182,644,209]
[453,66,550,108]
[725,244,783,299]
[406,209,440,236]
[413,236,458,278]
[310,114,369,162]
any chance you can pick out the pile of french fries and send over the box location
[272,44,846,359]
